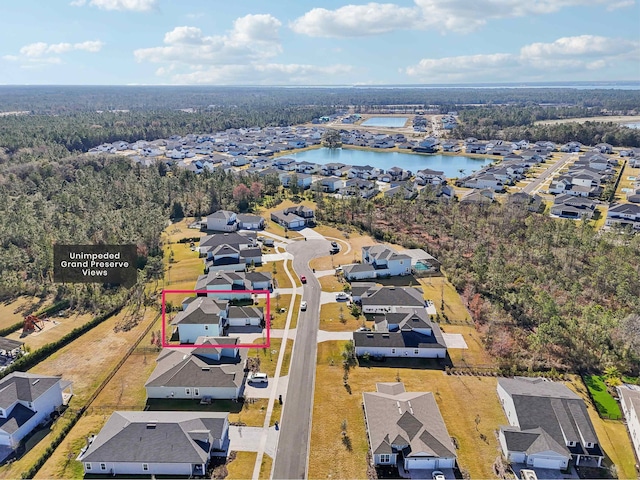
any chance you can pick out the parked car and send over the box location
[300,275,307,284]
[432,471,445,480]
[331,241,338,248]
[335,292,349,301]
[300,301,307,311]
[356,326,371,332]
[248,372,268,384]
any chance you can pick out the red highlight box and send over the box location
[161,289,270,349]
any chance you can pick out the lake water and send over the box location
[288,147,494,177]
[624,123,640,129]
[361,117,408,127]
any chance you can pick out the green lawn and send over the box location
[582,375,622,419]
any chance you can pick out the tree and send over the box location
[233,183,251,211]
[170,200,184,219]
[322,129,342,148]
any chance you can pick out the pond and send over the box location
[361,117,408,127]
[287,147,494,178]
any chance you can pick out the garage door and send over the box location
[405,458,437,470]
[532,457,563,469]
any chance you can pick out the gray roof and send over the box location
[0,403,36,434]
[171,298,226,326]
[199,232,256,249]
[207,210,235,221]
[363,245,411,263]
[227,306,264,320]
[237,214,264,224]
[80,411,228,463]
[361,286,425,308]
[499,377,601,457]
[363,383,456,459]
[0,373,62,409]
[350,282,377,298]
[354,330,445,349]
[145,340,245,390]
[343,263,376,275]
[0,337,23,352]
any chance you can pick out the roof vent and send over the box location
[202,367,210,371]
[146,423,157,429]
[32,379,40,386]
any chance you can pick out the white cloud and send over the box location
[405,35,640,81]
[19,40,105,57]
[292,0,625,36]
[135,15,282,65]
[71,0,158,11]
[607,0,635,9]
[136,14,353,85]
[290,3,420,37]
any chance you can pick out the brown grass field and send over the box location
[259,453,273,479]
[319,274,345,292]
[614,162,640,203]
[310,232,376,271]
[256,260,292,290]
[0,296,49,330]
[320,302,370,332]
[439,324,496,367]
[249,338,293,378]
[163,217,207,244]
[535,115,640,126]
[0,307,159,479]
[309,341,508,480]
[6,312,94,351]
[226,451,257,479]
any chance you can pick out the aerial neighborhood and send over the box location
[3,100,640,480]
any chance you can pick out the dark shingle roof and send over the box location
[0,373,62,409]
[361,287,425,308]
[0,403,36,434]
[80,411,228,463]
[171,298,226,326]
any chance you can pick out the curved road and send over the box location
[272,237,330,480]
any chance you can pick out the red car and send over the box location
[300,275,307,284]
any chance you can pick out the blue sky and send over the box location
[1,0,638,85]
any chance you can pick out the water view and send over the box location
[361,117,408,127]
[624,123,640,129]
[288,147,494,177]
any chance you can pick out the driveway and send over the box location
[228,425,279,458]
[317,330,354,342]
[511,464,579,480]
[320,291,340,305]
[522,154,574,195]
[243,374,290,399]
[263,252,293,263]
[298,227,327,241]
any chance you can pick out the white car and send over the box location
[300,301,307,311]
[248,372,268,384]
[335,292,349,301]
[432,471,445,480]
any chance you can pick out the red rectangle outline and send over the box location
[161,289,270,349]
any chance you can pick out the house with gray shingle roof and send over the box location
[145,337,246,401]
[78,411,229,476]
[171,297,228,343]
[360,286,425,314]
[354,308,446,359]
[363,383,456,470]
[497,377,603,469]
[0,373,72,456]
[342,246,412,281]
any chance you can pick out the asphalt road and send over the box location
[522,153,573,194]
[272,238,330,480]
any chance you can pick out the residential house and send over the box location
[384,184,416,200]
[342,246,412,281]
[0,373,72,454]
[340,178,379,199]
[507,192,543,212]
[270,205,315,229]
[145,337,246,400]
[605,203,640,230]
[226,306,264,328]
[171,297,228,343]
[616,384,640,462]
[195,271,272,300]
[497,377,603,469]
[362,383,456,470]
[280,172,313,190]
[237,214,265,230]
[360,286,425,314]
[206,210,238,232]
[321,163,348,176]
[459,189,494,205]
[78,411,229,476]
[416,169,446,186]
[550,195,596,220]
[441,142,461,152]
[354,307,446,359]
[348,165,381,180]
[312,176,344,193]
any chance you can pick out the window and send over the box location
[143,464,149,471]
[100,463,106,471]
[391,348,396,354]
[414,349,419,355]
[567,441,575,446]
[380,454,390,463]
[194,388,200,397]
[185,388,191,395]
[204,325,209,330]
[586,442,593,448]
[85,463,91,471]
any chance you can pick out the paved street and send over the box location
[272,237,330,480]
[522,153,574,194]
